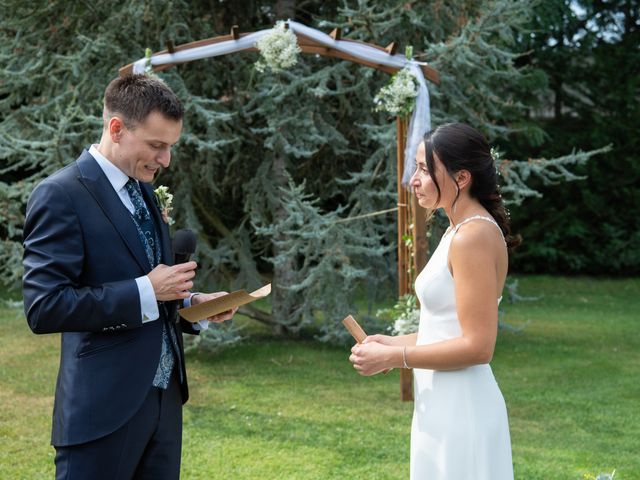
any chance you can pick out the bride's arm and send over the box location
[350,225,504,375]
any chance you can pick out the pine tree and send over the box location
[507,0,639,274]
[0,0,609,347]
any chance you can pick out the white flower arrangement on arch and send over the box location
[377,293,420,336]
[255,21,301,73]
[391,309,421,336]
[373,66,419,118]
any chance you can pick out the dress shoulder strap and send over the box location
[452,215,506,245]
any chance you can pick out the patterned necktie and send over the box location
[124,178,176,389]
[124,178,161,268]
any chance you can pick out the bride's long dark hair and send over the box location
[423,122,521,249]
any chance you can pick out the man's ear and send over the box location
[108,116,125,143]
[456,169,472,190]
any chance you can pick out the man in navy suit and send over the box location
[23,74,234,479]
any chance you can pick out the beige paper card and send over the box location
[178,284,271,322]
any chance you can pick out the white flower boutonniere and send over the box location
[154,185,175,225]
[255,21,301,73]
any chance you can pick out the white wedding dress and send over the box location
[410,215,513,479]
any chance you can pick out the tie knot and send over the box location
[125,178,149,220]
[125,177,140,193]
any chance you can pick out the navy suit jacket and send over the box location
[22,150,197,447]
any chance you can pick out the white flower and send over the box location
[154,185,175,225]
[255,21,301,73]
[373,67,419,117]
[392,309,420,336]
[490,147,501,163]
[376,293,421,336]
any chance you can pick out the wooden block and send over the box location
[342,315,367,343]
[231,25,239,40]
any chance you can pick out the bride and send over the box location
[349,123,519,479]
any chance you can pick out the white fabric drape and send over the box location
[132,20,431,184]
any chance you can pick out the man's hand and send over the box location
[191,292,238,323]
[148,262,197,302]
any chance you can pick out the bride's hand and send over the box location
[362,335,396,374]
[362,333,393,345]
[349,341,395,376]
[363,334,395,346]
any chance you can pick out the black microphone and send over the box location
[172,228,197,265]
[171,229,197,321]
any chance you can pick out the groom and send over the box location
[23,74,234,479]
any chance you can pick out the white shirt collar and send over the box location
[88,144,131,192]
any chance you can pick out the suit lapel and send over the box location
[75,150,152,273]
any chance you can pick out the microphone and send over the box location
[171,229,197,320]
[172,228,197,265]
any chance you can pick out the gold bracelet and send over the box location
[402,346,409,369]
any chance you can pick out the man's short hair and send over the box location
[103,74,184,128]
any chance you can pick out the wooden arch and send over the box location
[119,24,440,400]
[119,25,439,83]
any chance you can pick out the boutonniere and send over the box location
[154,185,175,225]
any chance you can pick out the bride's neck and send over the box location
[444,198,487,227]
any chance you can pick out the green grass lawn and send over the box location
[1,276,638,479]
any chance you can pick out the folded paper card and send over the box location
[178,284,272,322]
